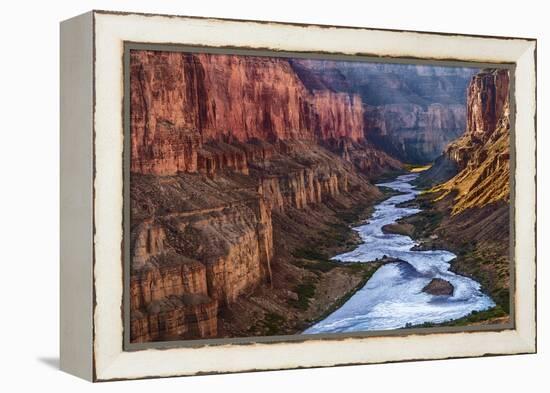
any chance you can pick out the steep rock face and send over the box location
[198,201,273,305]
[130,254,209,310]
[291,59,477,106]
[258,168,346,211]
[291,59,476,163]
[132,223,168,268]
[310,91,364,141]
[435,69,510,213]
[466,69,510,141]
[129,222,219,342]
[129,196,273,342]
[322,138,402,178]
[129,141,383,342]
[128,50,404,342]
[131,295,218,342]
[365,103,466,162]
[130,51,370,175]
[414,153,459,189]
[408,69,511,316]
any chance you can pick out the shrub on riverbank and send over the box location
[409,306,508,328]
[288,282,316,310]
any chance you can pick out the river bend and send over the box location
[304,173,494,334]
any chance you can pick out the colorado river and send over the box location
[304,173,495,334]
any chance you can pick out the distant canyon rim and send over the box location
[127,50,511,343]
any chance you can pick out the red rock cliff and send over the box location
[289,59,476,164]
[130,51,367,175]
[128,50,403,343]
[466,69,510,140]
[310,91,364,141]
[129,140,388,342]
[436,69,510,213]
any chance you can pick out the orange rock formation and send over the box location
[128,50,402,342]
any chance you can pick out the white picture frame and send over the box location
[60,10,536,381]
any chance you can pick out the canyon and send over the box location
[129,140,395,341]
[128,49,511,342]
[130,51,381,176]
[290,60,476,163]
[432,69,511,213]
[404,69,512,319]
[129,50,402,342]
[327,68,512,331]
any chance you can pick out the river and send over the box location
[304,173,495,334]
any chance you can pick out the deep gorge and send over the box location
[128,50,510,342]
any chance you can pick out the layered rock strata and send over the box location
[364,103,466,163]
[130,51,375,176]
[128,50,407,342]
[406,69,512,318]
[290,59,476,163]
[434,69,511,213]
[130,141,384,342]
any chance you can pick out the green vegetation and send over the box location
[371,169,406,182]
[493,288,511,314]
[408,306,507,328]
[324,222,352,243]
[411,210,444,238]
[395,203,444,244]
[401,192,511,325]
[292,247,329,261]
[288,282,317,310]
[450,249,510,313]
[337,205,372,225]
[261,312,285,335]
[289,202,364,267]
[377,186,403,199]
[290,221,360,273]
[454,306,508,325]
[292,258,337,273]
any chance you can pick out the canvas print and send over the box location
[127,49,511,343]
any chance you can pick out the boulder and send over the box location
[422,278,454,296]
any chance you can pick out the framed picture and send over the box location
[60,10,537,381]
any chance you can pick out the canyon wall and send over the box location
[128,51,485,342]
[434,69,511,213]
[128,50,406,342]
[411,69,512,314]
[291,59,476,163]
[130,193,275,342]
[364,103,466,163]
[309,91,364,141]
[130,51,369,176]
[129,142,383,342]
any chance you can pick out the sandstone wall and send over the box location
[129,140,378,342]
[365,103,466,162]
[129,198,275,342]
[290,59,476,163]
[309,91,364,141]
[130,51,367,175]
[436,69,511,213]
[128,50,403,342]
